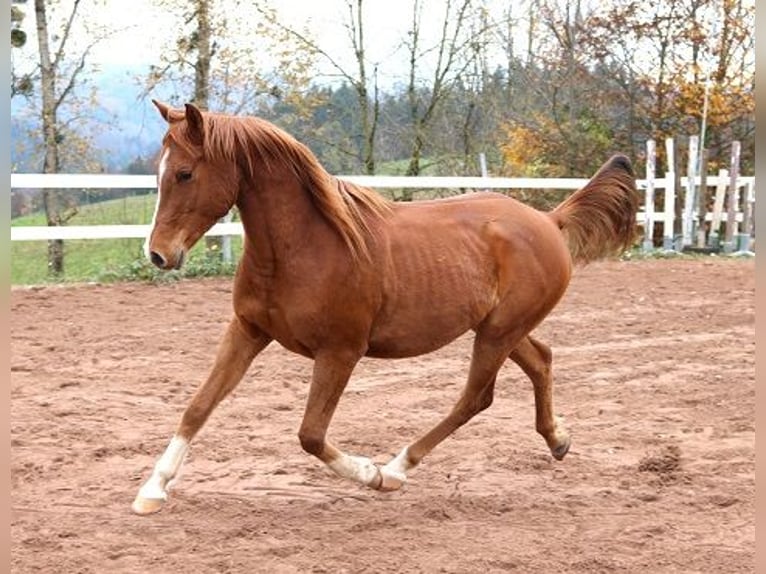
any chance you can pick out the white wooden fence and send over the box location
[10,172,755,252]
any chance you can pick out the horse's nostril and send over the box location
[150,251,167,269]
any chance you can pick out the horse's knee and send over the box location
[298,429,325,457]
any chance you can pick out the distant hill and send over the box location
[11,64,169,173]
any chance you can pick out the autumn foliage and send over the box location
[500,0,754,177]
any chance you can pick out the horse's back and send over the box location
[386,192,571,277]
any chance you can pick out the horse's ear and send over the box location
[152,99,171,122]
[184,103,205,146]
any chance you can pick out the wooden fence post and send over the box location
[708,168,728,248]
[663,172,676,250]
[666,138,683,250]
[683,135,699,247]
[737,180,754,252]
[723,141,741,253]
[695,149,709,248]
[643,139,656,252]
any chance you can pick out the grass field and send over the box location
[11,193,243,285]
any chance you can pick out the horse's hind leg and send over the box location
[378,334,570,490]
[132,318,271,515]
[509,335,571,460]
[377,332,518,490]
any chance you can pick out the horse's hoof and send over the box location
[551,436,571,461]
[376,465,407,491]
[131,495,165,516]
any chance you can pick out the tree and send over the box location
[584,0,754,170]
[144,1,314,113]
[503,0,625,177]
[403,0,479,182]
[499,0,650,177]
[497,0,753,178]
[187,0,221,255]
[28,0,107,275]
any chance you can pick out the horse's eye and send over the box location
[176,170,192,183]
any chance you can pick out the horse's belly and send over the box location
[366,293,493,358]
[366,245,499,357]
[366,327,470,358]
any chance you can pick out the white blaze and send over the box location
[143,148,170,260]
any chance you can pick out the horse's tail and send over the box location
[548,154,639,265]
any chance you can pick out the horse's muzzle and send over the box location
[149,249,185,270]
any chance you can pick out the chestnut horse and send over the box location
[132,101,638,515]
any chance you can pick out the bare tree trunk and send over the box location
[31,0,100,276]
[527,0,538,67]
[347,0,376,175]
[35,0,64,275]
[194,0,211,109]
[366,67,379,175]
[193,0,223,258]
[405,130,425,180]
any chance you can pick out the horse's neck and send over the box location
[237,174,328,267]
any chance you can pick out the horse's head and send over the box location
[144,100,240,270]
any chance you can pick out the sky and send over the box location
[13,0,522,89]
[92,0,490,67]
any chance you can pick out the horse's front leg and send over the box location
[132,317,271,515]
[298,350,386,488]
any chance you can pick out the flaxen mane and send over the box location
[165,109,391,261]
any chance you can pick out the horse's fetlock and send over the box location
[536,423,554,438]
[180,405,208,433]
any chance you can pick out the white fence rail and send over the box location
[11,173,755,246]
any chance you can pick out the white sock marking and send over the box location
[137,435,188,501]
[382,446,413,477]
[327,453,380,486]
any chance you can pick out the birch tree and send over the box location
[29,0,107,275]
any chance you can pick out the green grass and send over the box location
[11,193,158,227]
[11,193,243,285]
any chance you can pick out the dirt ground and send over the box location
[11,258,754,573]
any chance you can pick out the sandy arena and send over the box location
[11,258,755,573]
